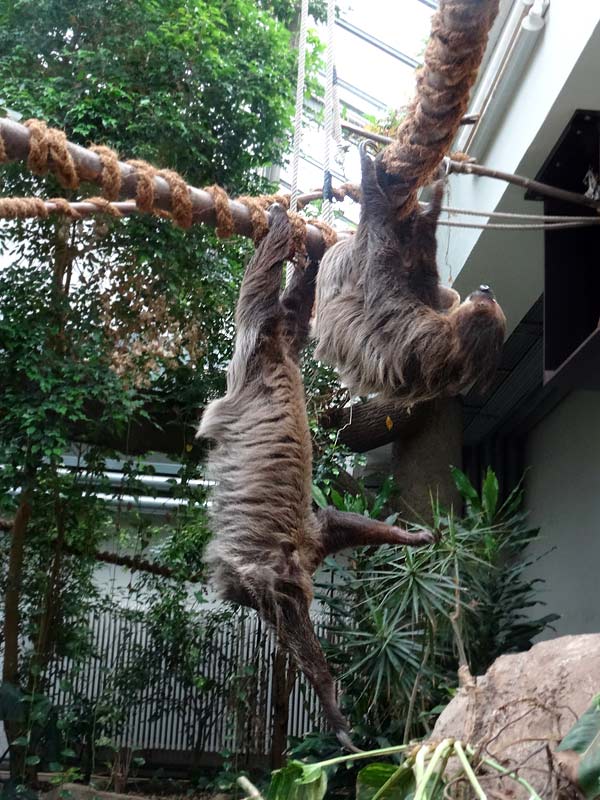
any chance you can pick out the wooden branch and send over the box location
[340,114,479,146]
[446,157,600,212]
[2,488,32,682]
[0,521,198,580]
[0,118,337,260]
[320,397,430,453]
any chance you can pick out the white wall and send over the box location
[438,1,600,337]
[525,391,600,638]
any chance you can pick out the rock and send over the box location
[430,634,600,799]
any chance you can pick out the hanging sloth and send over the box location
[312,142,507,404]
[198,205,433,749]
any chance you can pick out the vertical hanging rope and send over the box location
[321,0,337,226]
[289,0,309,215]
[288,0,310,281]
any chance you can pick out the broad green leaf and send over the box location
[312,484,328,510]
[10,737,29,747]
[558,694,600,799]
[356,762,415,800]
[267,761,327,800]
[25,755,40,766]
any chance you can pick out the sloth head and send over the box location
[450,284,507,393]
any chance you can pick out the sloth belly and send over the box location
[204,364,317,591]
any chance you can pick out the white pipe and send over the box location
[456,0,549,159]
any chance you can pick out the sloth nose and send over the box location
[469,284,496,303]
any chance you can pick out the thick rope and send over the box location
[205,185,236,239]
[237,196,270,243]
[0,118,338,253]
[90,145,122,200]
[2,193,600,231]
[157,169,193,229]
[380,0,500,214]
[25,119,79,189]
[0,197,49,219]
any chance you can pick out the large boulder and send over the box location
[431,634,600,799]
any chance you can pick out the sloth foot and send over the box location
[336,729,363,753]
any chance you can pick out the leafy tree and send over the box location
[0,0,320,783]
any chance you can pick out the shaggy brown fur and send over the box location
[198,205,433,749]
[312,144,507,404]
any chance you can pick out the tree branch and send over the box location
[320,398,430,453]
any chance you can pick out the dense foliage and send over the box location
[307,467,556,754]
[0,0,321,787]
[0,0,554,792]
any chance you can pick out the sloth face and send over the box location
[465,284,499,306]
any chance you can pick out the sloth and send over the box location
[312,142,507,404]
[198,205,433,749]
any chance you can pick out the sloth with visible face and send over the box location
[312,143,507,404]
[198,205,433,750]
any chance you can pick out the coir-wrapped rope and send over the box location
[380,0,499,214]
[0,118,340,254]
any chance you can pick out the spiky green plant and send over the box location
[313,467,557,747]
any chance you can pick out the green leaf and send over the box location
[267,761,327,800]
[482,468,499,521]
[25,756,40,766]
[356,762,415,800]
[450,466,479,505]
[558,694,600,799]
[48,762,64,773]
[10,737,29,747]
[312,484,328,510]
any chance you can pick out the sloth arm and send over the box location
[317,507,433,558]
[280,258,318,354]
[235,204,291,336]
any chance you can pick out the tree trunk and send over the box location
[2,484,33,780]
[391,397,463,523]
[269,648,295,769]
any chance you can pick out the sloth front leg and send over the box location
[317,507,434,559]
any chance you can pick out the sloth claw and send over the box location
[336,729,363,753]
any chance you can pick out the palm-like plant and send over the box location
[314,467,558,746]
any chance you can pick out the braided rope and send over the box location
[0,197,49,219]
[237,196,270,243]
[380,0,500,215]
[2,192,600,231]
[0,118,338,253]
[90,145,122,200]
[205,185,235,239]
[157,169,193,228]
[25,119,80,189]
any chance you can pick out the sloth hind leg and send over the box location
[317,507,434,558]
[266,589,355,748]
